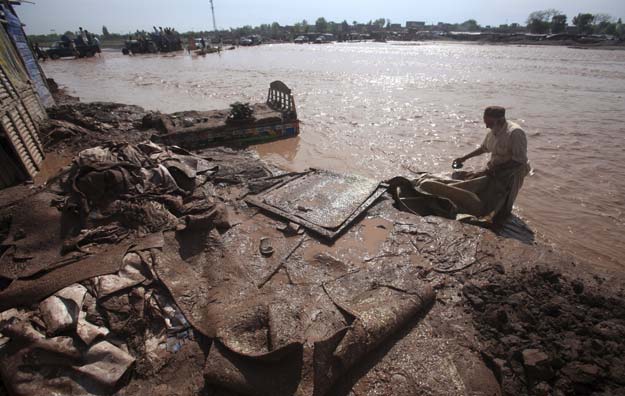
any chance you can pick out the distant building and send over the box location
[389,24,402,30]
[406,21,426,29]
[566,26,579,34]
[436,22,453,32]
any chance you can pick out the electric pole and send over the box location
[210,0,217,32]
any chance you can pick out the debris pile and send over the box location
[0,141,233,395]
[41,102,151,150]
[464,266,625,395]
[0,139,436,395]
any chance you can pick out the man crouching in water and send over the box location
[418,106,530,223]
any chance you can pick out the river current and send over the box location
[42,42,625,271]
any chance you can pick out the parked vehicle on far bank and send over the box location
[294,35,309,44]
[240,35,262,46]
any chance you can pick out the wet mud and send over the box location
[0,96,624,395]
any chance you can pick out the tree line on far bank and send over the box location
[27,11,624,46]
[526,9,623,36]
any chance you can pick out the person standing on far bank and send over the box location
[451,106,530,222]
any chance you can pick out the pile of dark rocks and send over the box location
[463,266,625,395]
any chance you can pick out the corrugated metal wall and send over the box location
[0,142,26,187]
[0,10,46,189]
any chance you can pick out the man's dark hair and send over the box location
[484,106,506,119]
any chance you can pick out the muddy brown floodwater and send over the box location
[42,42,625,271]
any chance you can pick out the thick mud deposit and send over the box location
[0,98,624,395]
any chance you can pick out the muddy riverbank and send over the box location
[40,43,625,273]
[1,93,624,395]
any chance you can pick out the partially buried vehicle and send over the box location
[46,39,100,59]
[150,81,300,149]
[122,28,183,55]
[122,39,158,55]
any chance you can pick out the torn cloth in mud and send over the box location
[0,142,224,283]
[71,141,215,201]
[389,164,527,219]
[155,229,434,396]
[66,142,219,231]
[0,233,185,396]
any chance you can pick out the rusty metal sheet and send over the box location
[246,170,387,240]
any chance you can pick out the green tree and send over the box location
[460,19,480,32]
[550,14,567,33]
[239,25,253,36]
[315,17,328,33]
[102,25,110,38]
[373,18,386,29]
[341,20,349,32]
[270,22,281,38]
[328,22,338,35]
[594,14,615,34]
[616,18,624,39]
[572,13,595,34]
[526,9,560,34]
[603,23,617,36]
[302,19,310,33]
[593,13,614,24]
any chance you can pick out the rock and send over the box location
[13,229,26,241]
[515,306,536,325]
[49,127,77,142]
[76,311,110,345]
[0,333,9,350]
[555,337,581,361]
[521,349,554,383]
[571,279,584,294]
[462,282,485,310]
[73,341,135,389]
[484,308,508,329]
[493,358,506,381]
[92,252,147,298]
[561,362,601,385]
[538,269,560,284]
[38,284,87,335]
[608,359,625,385]
[541,296,565,317]
[533,381,552,396]
[56,283,88,304]
[592,320,625,341]
[500,335,522,348]
[506,292,530,307]
[39,296,75,334]
[493,262,505,274]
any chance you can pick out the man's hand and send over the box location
[452,147,486,169]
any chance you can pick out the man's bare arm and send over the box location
[453,146,486,167]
